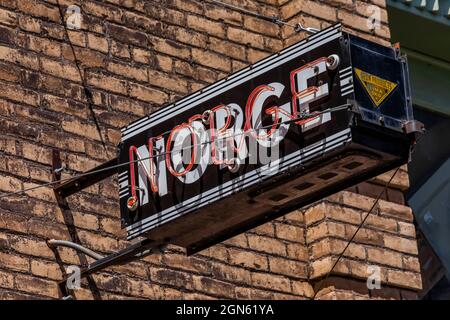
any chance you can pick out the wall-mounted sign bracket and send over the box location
[52,150,118,199]
[50,237,167,299]
[50,150,157,299]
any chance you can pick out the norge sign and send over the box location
[117,24,420,254]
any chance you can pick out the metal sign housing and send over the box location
[117,24,418,254]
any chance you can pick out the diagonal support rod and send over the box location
[49,238,167,299]
[53,156,118,199]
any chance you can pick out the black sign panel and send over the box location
[117,24,415,252]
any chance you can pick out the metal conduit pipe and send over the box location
[46,239,104,260]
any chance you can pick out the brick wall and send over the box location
[0,0,422,300]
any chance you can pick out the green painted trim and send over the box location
[403,48,450,72]
[387,0,450,26]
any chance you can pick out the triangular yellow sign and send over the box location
[354,68,397,107]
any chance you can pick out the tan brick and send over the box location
[0,137,17,155]
[0,62,19,82]
[169,26,208,48]
[27,35,61,57]
[198,245,229,262]
[18,15,41,33]
[232,59,248,72]
[21,142,52,164]
[211,263,252,284]
[0,270,14,289]
[403,256,421,273]
[235,286,274,300]
[84,0,123,22]
[365,214,398,233]
[310,256,349,279]
[244,16,279,37]
[264,36,282,52]
[283,209,304,224]
[100,217,122,235]
[132,47,152,64]
[187,14,225,38]
[384,235,418,255]
[148,70,188,94]
[209,37,246,60]
[351,227,384,247]
[18,0,60,22]
[328,204,363,225]
[87,33,109,53]
[286,1,338,22]
[227,248,268,270]
[67,30,86,47]
[6,157,29,178]
[39,130,86,153]
[15,274,59,298]
[111,40,130,59]
[275,223,304,243]
[71,47,106,68]
[286,243,308,261]
[171,0,203,14]
[247,48,269,63]
[204,5,242,25]
[23,183,56,203]
[62,119,103,141]
[0,174,22,193]
[150,267,193,290]
[86,72,128,95]
[110,261,148,279]
[252,222,275,237]
[378,199,413,222]
[304,202,326,225]
[107,61,148,82]
[150,36,191,60]
[8,236,54,259]
[355,1,388,23]
[372,168,409,190]
[0,136,16,155]
[77,230,120,253]
[269,256,308,278]
[306,221,328,242]
[192,275,235,298]
[30,260,63,280]
[192,48,231,72]
[328,221,347,239]
[156,55,172,72]
[387,270,422,290]
[367,247,403,268]
[0,8,17,26]
[223,233,248,248]
[247,234,286,256]
[0,45,39,70]
[69,211,100,231]
[228,27,265,49]
[291,281,314,298]
[130,83,168,104]
[397,221,416,237]
[66,153,101,172]
[0,252,29,272]
[40,57,81,82]
[251,272,291,293]
[340,191,375,211]
[0,209,30,234]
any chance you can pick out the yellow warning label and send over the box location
[354,68,397,107]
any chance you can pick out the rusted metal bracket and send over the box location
[52,151,119,199]
[403,120,425,135]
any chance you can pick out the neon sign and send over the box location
[117,24,418,253]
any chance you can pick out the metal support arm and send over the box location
[49,238,167,299]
